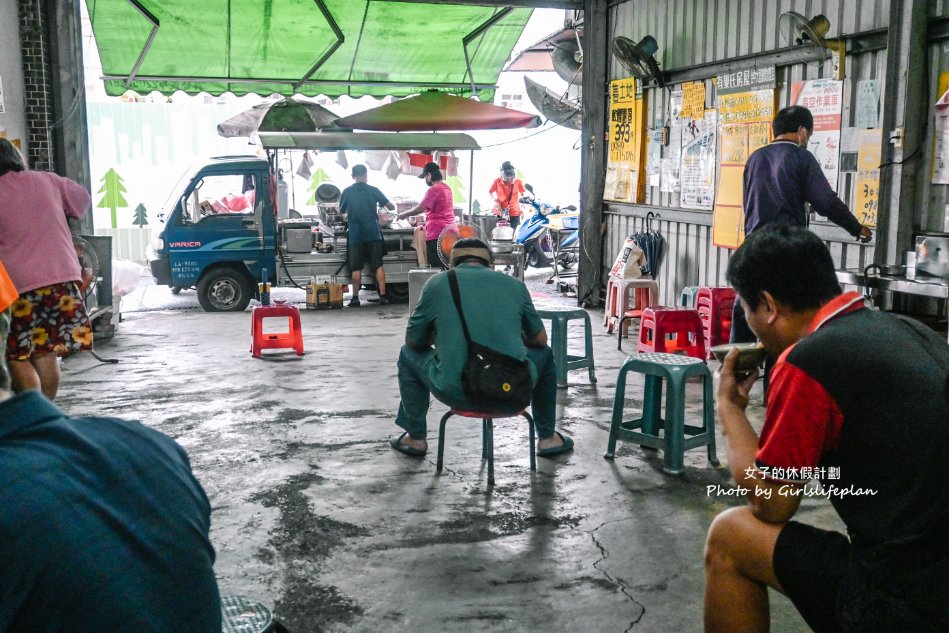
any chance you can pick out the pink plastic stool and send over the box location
[436,409,536,486]
[250,302,304,357]
[604,276,660,334]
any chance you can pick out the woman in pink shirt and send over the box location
[0,139,93,399]
[398,162,456,269]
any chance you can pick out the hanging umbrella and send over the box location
[333,91,542,131]
[217,96,341,138]
[633,212,664,278]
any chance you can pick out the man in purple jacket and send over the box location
[730,106,872,343]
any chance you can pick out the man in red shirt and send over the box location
[706,225,948,633]
[399,162,456,269]
[488,161,526,230]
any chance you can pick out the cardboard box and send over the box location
[306,281,344,309]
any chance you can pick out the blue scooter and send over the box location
[514,184,578,268]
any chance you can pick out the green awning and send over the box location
[85,1,532,100]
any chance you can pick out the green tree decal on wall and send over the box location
[446,175,466,204]
[132,203,148,227]
[97,168,128,228]
[306,168,332,205]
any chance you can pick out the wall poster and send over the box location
[932,73,949,185]
[605,77,647,203]
[791,79,844,190]
[854,128,882,227]
[711,79,775,248]
[660,90,683,194]
[680,109,717,210]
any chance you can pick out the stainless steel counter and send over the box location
[835,269,949,300]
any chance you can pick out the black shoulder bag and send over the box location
[447,269,533,411]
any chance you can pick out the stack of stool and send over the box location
[250,300,305,358]
[695,287,736,359]
[604,352,719,475]
[604,276,660,334]
[637,307,706,359]
[536,305,597,388]
[436,409,536,486]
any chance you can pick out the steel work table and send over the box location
[835,268,949,342]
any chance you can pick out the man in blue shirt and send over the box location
[340,164,395,306]
[390,238,573,457]
[0,388,221,632]
[731,106,872,343]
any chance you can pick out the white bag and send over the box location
[111,259,144,297]
[609,236,647,279]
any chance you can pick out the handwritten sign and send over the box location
[855,128,882,227]
[680,81,706,120]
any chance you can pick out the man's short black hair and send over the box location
[772,106,814,137]
[726,224,841,311]
[351,164,367,178]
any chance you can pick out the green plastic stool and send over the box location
[604,351,719,475]
[679,286,700,308]
[536,305,597,388]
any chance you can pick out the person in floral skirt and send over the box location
[0,139,93,399]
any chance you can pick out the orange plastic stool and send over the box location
[695,287,736,359]
[637,307,706,359]
[250,302,304,357]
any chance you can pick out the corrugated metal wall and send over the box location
[603,0,893,305]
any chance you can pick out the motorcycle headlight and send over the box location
[540,204,553,216]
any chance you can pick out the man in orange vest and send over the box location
[0,260,17,391]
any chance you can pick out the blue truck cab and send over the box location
[149,156,275,311]
[149,155,418,311]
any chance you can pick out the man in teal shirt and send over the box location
[390,238,573,457]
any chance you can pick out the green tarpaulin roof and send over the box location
[85,1,532,100]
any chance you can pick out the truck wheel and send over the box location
[197,267,253,312]
[386,283,409,304]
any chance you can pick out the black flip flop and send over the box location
[537,432,574,458]
[389,432,427,457]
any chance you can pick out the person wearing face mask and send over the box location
[489,160,526,230]
[732,106,872,344]
[399,161,456,269]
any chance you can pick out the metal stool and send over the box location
[250,301,304,358]
[604,352,719,475]
[436,409,536,486]
[536,305,597,388]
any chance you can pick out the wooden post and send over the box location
[578,0,608,306]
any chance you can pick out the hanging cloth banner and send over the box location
[791,79,844,190]
[605,78,647,203]
[711,84,775,249]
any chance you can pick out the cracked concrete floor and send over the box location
[55,274,839,632]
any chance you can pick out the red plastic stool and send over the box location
[695,287,736,359]
[250,302,304,358]
[636,307,706,359]
[436,409,536,486]
[616,285,661,351]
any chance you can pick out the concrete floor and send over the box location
[55,271,840,632]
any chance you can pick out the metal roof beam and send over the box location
[100,74,497,91]
[381,0,583,10]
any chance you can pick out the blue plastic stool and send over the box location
[679,286,700,308]
[436,409,536,486]
[536,305,597,388]
[604,352,719,475]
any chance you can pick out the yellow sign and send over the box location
[855,128,882,227]
[681,81,706,119]
[606,77,646,203]
[712,89,775,249]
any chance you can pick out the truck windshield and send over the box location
[160,166,200,223]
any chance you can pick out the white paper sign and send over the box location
[680,109,718,210]
[661,91,683,193]
[792,79,844,190]
[0,77,5,114]
[933,88,949,184]
[854,80,880,129]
